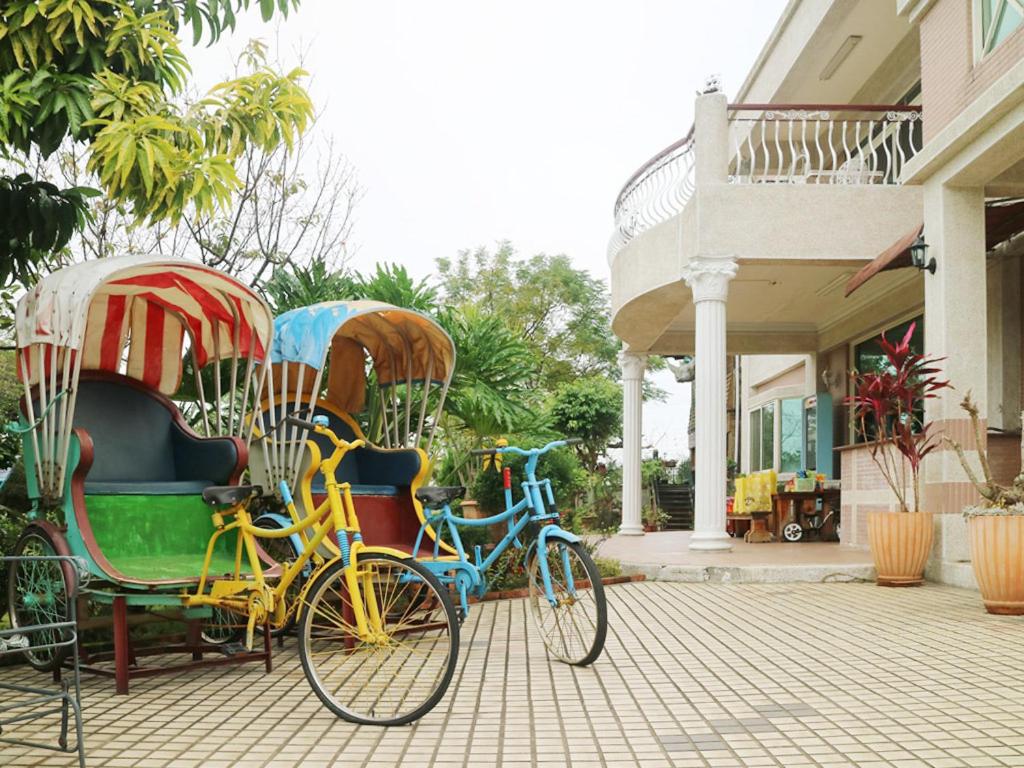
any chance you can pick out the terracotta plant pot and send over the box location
[968,514,1024,615]
[867,511,934,587]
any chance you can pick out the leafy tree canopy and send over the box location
[549,374,622,472]
[0,0,311,286]
[436,242,619,386]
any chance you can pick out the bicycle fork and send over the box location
[279,479,385,644]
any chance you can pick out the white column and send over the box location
[923,182,988,515]
[619,350,646,536]
[683,256,737,551]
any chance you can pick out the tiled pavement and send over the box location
[2,581,1024,768]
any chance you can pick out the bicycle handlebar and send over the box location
[5,389,69,435]
[284,415,318,432]
[470,437,582,457]
[252,407,314,442]
[283,415,365,453]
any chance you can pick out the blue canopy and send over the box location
[269,300,455,387]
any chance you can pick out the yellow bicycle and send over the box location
[187,415,459,726]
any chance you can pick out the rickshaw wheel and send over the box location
[7,523,73,672]
[297,553,459,726]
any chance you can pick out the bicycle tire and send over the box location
[8,525,73,672]
[297,553,459,726]
[527,539,607,666]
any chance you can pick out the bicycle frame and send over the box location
[414,441,581,611]
[187,423,410,646]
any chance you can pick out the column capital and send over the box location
[682,256,737,303]
[618,350,646,381]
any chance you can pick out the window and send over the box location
[749,402,775,472]
[977,0,1024,57]
[780,398,803,473]
[853,316,923,376]
[852,316,924,441]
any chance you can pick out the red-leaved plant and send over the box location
[845,322,950,513]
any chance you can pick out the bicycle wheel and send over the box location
[7,525,72,672]
[527,539,607,666]
[297,553,459,726]
[253,515,304,637]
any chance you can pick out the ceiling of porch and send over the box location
[646,261,924,356]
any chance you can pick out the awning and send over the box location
[15,255,273,394]
[844,224,922,298]
[845,200,1024,298]
[986,199,1024,250]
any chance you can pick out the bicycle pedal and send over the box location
[218,642,248,657]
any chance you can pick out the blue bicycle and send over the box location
[412,439,608,666]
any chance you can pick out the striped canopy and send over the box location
[16,256,273,395]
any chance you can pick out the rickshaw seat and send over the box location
[63,375,249,587]
[72,376,242,495]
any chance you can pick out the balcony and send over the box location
[608,96,926,354]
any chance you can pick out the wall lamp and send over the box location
[909,234,936,274]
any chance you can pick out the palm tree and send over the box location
[263,255,359,313]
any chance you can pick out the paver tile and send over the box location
[2,582,1023,767]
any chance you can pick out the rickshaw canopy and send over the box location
[14,255,274,501]
[254,301,455,490]
[16,255,272,395]
[270,301,455,413]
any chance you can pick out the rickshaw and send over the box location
[254,301,607,666]
[249,300,460,565]
[7,255,276,687]
[6,260,459,726]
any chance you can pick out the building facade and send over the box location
[611,0,1024,585]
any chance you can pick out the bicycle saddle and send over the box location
[202,484,262,507]
[415,486,466,507]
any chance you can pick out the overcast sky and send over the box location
[187,0,788,458]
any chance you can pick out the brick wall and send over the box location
[839,445,905,548]
[920,0,1024,140]
[840,432,1018,549]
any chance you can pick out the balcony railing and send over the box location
[607,104,922,262]
[728,104,922,185]
[608,126,695,261]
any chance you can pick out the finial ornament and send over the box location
[700,74,722,95]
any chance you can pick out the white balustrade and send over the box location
[607,104,922,262]
[728,106,922,186]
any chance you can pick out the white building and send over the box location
[611,0,1024,585]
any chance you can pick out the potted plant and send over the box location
[846,322,949,586]
[945,393,1024,615]
[642,505,669,532]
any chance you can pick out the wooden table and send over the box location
[772,489,841,539]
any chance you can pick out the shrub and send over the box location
[470,448,585,525]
